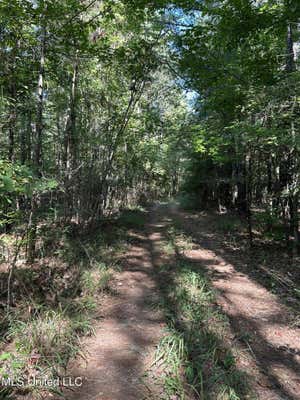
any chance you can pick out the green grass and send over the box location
[80,264,112,296]
[153,224,253,400]
[162,240,176,255]
[9,310,78,365]
[0,218,123,398]
[1,310,79,398]
[0,272,112,398]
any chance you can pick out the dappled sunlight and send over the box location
[172,208,300,400]
[64,218,166,400]
[2,0,300,398]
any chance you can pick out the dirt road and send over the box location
[63,206,300,400]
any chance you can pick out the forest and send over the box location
[0,0,299,399]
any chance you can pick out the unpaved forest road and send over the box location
[63,206,300,400]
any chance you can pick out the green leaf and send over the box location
[0,352,11,361]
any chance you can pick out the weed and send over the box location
[0,310,81,398]
[80,266,112,296]
[162,240,176,255]
[154,245,253,399]
[71,314,95,336]
[175,234,195,251]
[9,311,78,368]
[69,295,97,313]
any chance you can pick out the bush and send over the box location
[178,193,199,210]
[118,209,146,228]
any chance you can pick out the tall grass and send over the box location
[153,226,253,400]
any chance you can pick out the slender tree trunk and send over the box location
[20,114,27,165]
[27,24,46,263]
[64,55,79,220]
[26,111,32,163]
[8,84,16,162]
[246,150,253,246]
[66,55,79,170]
[99,80,145,217]
[289,194,299,256]
[285,23,296,73]
[26,206,37,264]
[284,22,298,253]
[289,116,299,255]
[34,25,46,173]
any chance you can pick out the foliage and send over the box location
[1,0,300,397]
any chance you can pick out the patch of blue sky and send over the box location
[163,5,201,33]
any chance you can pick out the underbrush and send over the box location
[0,213,132,399]
[0,264,113,398]
[118,208,147,229]
[214,216,242,235]
[253,210,288,242]
[177,193,200,211]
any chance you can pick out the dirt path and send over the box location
[64,212,167,400]
[62,206,299,400]
[173,208,300,400]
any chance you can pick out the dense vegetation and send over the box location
[176,0,300,254]
[2,0,300,257]
[0,0,299,399]
[0,0,189,250]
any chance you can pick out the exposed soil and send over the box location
[59,206,299,400]
[61,213,168,400]
[172,207,300,400]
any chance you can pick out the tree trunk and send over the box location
[63,56,79,220]
[27,24,46,263]
[285,23,295,73]
[246,151,253,246]
[8,84,16,162]
[34,25,46,173]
